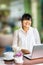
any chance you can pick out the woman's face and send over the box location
[22,19,31,29]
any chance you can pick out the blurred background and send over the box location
[0,0,43,47]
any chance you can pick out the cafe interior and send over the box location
[0,0,43,65]
[0,0,43,46]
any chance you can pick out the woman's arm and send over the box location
[12,30,18,50]
[21,49,30,54]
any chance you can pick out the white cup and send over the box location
[14,56,23,63]
[3,52,14,59]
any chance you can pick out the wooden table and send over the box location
[0,47,43,65]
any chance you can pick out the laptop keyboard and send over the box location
[24,54,32,59]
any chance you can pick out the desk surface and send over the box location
[0,47,43,65]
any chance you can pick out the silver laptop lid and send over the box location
[31,44,43,59]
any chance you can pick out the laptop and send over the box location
[24,44,43,59]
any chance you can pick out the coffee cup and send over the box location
[14,56,23,63]
[3,52,14,59]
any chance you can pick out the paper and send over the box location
[0,60,6,65]
[0,57,6,65]
[35,63,43,65]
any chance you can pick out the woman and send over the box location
[12,13,41,54]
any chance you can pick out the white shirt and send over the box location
[12,27,41,53]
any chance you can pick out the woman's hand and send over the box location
[21,49,30,54]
